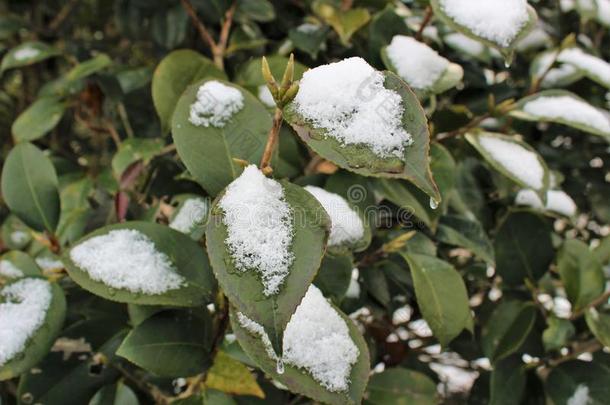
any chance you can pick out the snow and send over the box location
[345,268,361,299]
[257,85,275,107]
[304,186,364,247]
[438,0,530,47]
[10,231,29,244]
[567,384,591,405]
[35,257,63,271]
[293,57,413,159]
[69,229,185,294]
[522,95,610,134]
[13,47,40,61]
[0,260,24,279]
[516,26,551,51]
[477,135,545,190]
[534,53,581,87]
[189,80,244,128]
[386,36,450,90]
[444,33,486,56]
[237,285,359,392]
[0,278,52,366]
[515,189,577,216]
[169,198,209,234]
[219,165,294,296]
[598,0,610,25]
[557,48,610,84]
[297,23,320,34]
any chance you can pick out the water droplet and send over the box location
[429,198,439,210]
[504,60,511,68]
[21,393,34,404]
[276,358,285,375]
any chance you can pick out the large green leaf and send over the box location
[401,253,472,346]
[489,356,526,405]
[64,221,216,307]
[89,382,139,405]
[172,79,271,196]
[364,367,437,405]
[430,0,538,61]
[0,41,60,74]
[0,278,66,380]
[1,142,61,232]
[17,331,126,405]
[229,302,370,405]
[117,309,212,377]
[312,1,370,45]
[585,307,610,348]
[369,178,432,228]
[284,71,440,202]
[465,131,550,193]
[436,215,495,265]
[510,90,610,142]
[494,211,554,286]
[313,253,353,303]
[481,300,537,363]
[546,360,610,405]
[206,180,330,355]
[152,49,226,134]
[12,96,66,142]
[557,239,605,311]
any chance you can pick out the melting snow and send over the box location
[0,260,24,279]
[169,198,209,234]
[189,81,244,128]
[523,95,610,134]
[515,189,577,216]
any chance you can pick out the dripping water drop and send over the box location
[429,198,439,210]
[276,358,285,375]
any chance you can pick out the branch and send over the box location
[180,0,219,53]
[49,0,79,31]
[570,290,610,320]
[416,6,433,41]
[260,108,283,172]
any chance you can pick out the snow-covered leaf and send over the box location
[0,41,60,74]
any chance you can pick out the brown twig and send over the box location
[48,0,79,31]
[260,108,284,173]
[570,290,610,320]
[436,113,491,141]
[180,0,217,51]
[416,6,433,41]
[113,363,170,404]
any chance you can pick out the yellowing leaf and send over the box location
[205,351,264,399]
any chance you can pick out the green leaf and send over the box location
[38,54,112,98]
[430,0,538,61]
[168,194,211,240]
[0,41,60,74]
[369,178,432,228]
[510,90,610,142]
[235,0,276,22]
[229,301,370,405]
[312,1,371,45]
[117,309,212,377]
[401,253,472,346]
[0,250,42,280]
[284,71,440,202]
[494,211,554,286]
[151,4,188,50]
[205,351,265,398]
[90,382,139,405]
[12,96,66,142]
[557,239,605,311]
[585,307,610,348]
[365,368,437,405]
[289,25,329,59]
[543,317,575,352]
[17,331,126,405]
[465,131,550,193]
[172,390,237,405]
[546,360,610,405]
[172,79,271,196]
[529,50,584,89]
[64,221,216,307]
[436,215,495,265]
[490,356,526,405]
[0,278,66,380]
[111,138,164,176]
[1,142,61,232]
[367,6,409,66]
[481,300,537,363]
[152,50,226,134]
[206,181,330,355]
[313,253,353,303]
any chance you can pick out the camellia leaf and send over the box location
[206,180,330,355]
[510,90,610,142]
[494,210,554,286]
[0,41,60,74]
[285,70,439,201]
[400,253,473,346]
[313,253,353,303]
[1,142,61,232]
[365,367,437,405]
[312,1,370,45]
[490,356,526,405]
[0,250,42,280]
[64,221,216,307]
[481,299,537,363]
[436,215,495,265]
[111,138,164,177]
[229,299,370,405]
[465,131,550,194]
[172,79,271,196]
[117,309,212,377]
[557,239,605,311]
[430,0,538,62]
[545,360,610,405]
[0,278,66,380]
[205,351,265,398]
[89,382,139,405]
[12,96,66,142]
[529,50,584,89]
[543,317,575,352]
[585,307,610,348]
[38,53,112,98]
[152,49,226,134]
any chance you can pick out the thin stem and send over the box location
[570,290,610,320]
[416,6,433,41]
[528,47,561,94]
[48,0,79,31]
[260,108,283,172]
[180,0,219,56]
[117,102,134,138]
[113,363,170,404]
[436,113,491,141]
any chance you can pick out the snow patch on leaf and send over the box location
[515,189,577,217]
[0,260,24,279]
[189,81,244,128]
[169,198,209,234]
